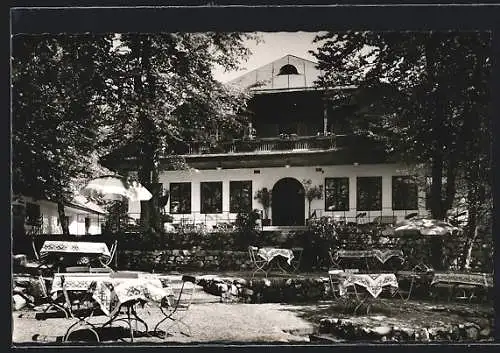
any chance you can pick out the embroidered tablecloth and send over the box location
[334,249,404,264]
[50,273,174,317]
[257,248,294,265]
[50,273,112,292]
[338,273,399,298]
[40,241,111,261]
[431,273,494,288]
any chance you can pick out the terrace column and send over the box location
[382,175,392,215]
[191,182,200,223]
[222,180,230,221]
[349,177,357,217]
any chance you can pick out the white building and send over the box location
[105,55,429,230]
[12,194,107,236]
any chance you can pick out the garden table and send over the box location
[40,241,111,260]
[430,272,493,288]
[249,247,303,277]
[259,247,303,273]
[430,272,493,302]
[334,249,404,264]
[333,249,404,271]
[49,272,174,342]
[257,247,294,265]
[39,240,113,271]
[338,273,399,298]
[329,271,400,314]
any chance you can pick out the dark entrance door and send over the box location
[272,178,305,226]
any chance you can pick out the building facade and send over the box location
[109,55,429,229]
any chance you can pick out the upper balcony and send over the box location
[174,134,357,157]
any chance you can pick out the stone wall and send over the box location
[116,249,254,272]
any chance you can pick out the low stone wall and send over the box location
[319,315,494,342]
[196,276,331,304]
[117,249,254,272]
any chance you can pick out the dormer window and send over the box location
[277,64,299,75]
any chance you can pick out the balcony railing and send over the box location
[179,134,352,156]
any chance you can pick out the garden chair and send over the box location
[98,240,118,270]
[327,248,342,269]
[248,246,269,278]
[154,275,197,338]
[34,275,71,320]
[395,264,434,301]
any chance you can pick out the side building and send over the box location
[12,194,107,236]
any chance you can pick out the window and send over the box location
[25,203,41,225]
[169,182,191,214]
[325,178,349,211]
[356,177,382,211]
[392,176,418,210]
[230,181,252,213]
[278,64,299,75]
[201,182,223,214]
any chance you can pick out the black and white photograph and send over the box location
[10,4,497,346]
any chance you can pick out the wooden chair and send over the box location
[154,275,197,337]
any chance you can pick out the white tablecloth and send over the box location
[336,273,399,298]
[431,273,493,288]
[50,273,174,317]
[334,249,404,264]
[257,248,294,265]
[40,241,111,261]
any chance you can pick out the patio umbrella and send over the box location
[392,218,460,237]
[81,175,153,202]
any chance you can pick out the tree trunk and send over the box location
[430,152,445,219]
[426,33,447,221]
[131,34,162,232]
[425,33,448,270]
[462,223,478,270]
[57,201,70,236]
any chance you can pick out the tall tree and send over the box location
[12,34,116,235]
[101,33,258,231]
[311,31,492,269]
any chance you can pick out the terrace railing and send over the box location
[179,134,349,156]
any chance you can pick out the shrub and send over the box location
[234,210,261,250]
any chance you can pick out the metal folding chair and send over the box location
[154,275,197,338]
[34,275,70,320]
[248,246,269,278]
[99,240,117,271]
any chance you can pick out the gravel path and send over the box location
[12,286,315,345]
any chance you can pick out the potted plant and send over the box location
[255,187,272,226]
[302,179,324,220]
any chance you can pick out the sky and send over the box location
[212,31,327,83]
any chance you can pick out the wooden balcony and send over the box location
[179,134,353,156]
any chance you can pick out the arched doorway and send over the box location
[272,178,305,226]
